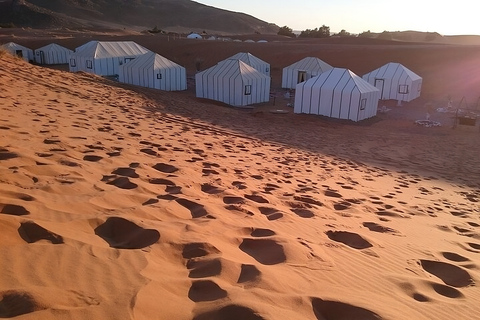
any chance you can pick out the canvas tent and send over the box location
[196,59,270,107]
[187,33,202,39]
[34,43,73,65]
[0,42,34,62]
[69,41,150,76]
[362,62,422,102]
[282,57,333,89]
[227,52,270,76]
[118,51,187,91]
[294,68,380,122]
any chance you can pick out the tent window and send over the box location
[157,73,162,80]
[398,85,409,94]
[244,85,252,95]
[70,59,76,67]
[86,60,93,69]
[359,98,367,110]
[266,67,269,72]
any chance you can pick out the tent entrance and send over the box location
[374,78,385,98]
[297,71,307,84]
[38,51,45,64]
[15,50,23,58]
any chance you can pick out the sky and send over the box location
[195,0,479,36]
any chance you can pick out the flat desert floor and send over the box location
[1,31,480,320]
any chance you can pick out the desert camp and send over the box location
[1,1,480,319]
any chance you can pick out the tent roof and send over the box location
[227,52,269,66]
[198,59,269,81]
[74,41,150,58]
[35,43,72,52]
[300,68,379,94]
[285,56,333,72]
[364,62,422,81]
[122,51,183,70]
[1,42,32,51]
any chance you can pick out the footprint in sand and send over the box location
[186,258,222,278]
[105,177,138,189]
[223,196,245,204]
[245,194,269,204]
[250,228,276,237]
[311,298,383,320]
[140,148,158,156]
[175,198,209,218]
[237,264,261,284]
[419,259,473,287]
[362,222,398,234]
[232,181,247,190]
[111,167,139,178]
[0,204,29,216]
[149,178,175,186]
[258,207,283,221]
[18,222,63,244]
[153,163,179,174]
[182,243,221,259]
[192,304,264,320]
[201,183,224,194]
[0,291,40,318]
[83,155,103,162]
[94,217,160,249]
[0,148,18,160]
[293,195,323,207]
[239,238,286,265]
[326,230,373,249]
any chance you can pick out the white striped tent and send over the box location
[0,42,34,62]
[282,57,333,89]
[118,51,186,91]
[196,59,270,107]
[34,43,73,65]
[294,68,380,122]
[362,62,422,102]
[227,52,270,76]
[69,41,150,76]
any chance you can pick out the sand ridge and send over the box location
[1,53,480,319]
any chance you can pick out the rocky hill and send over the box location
[0,0,279,34]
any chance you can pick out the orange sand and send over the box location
[0,51,479,319]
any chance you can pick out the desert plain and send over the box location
[0,29,480,320]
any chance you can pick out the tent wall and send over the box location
[35,44,72,65]
[195,60,270,107]
[294,68,379,122]
[118,53,187,91]
[363,63,422,102]
[282,57,333,89]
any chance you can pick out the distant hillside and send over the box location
[0,0,280,35]
[359,30,480,45]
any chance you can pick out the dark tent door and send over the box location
[374,79,385,99]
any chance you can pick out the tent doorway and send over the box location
[297,71,307,84]
[374,78,385,98]
[38,51,45,64]
[15,50,23,58]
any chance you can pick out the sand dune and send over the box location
[1,52,480,319]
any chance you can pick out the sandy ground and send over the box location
[1,36,480,320]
